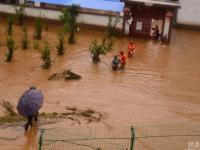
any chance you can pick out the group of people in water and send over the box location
[111,40,135,70]
[111,25,161,71]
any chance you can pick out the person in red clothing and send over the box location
[128,40,135,57]
[119,51,126,70]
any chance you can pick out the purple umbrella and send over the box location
[17,89,44,117]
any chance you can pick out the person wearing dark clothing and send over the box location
[112,55,120,70]
[152,25,160,41]
[25,111,38,130]
[24,86,39,131]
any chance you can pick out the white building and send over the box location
[177,0,200,27]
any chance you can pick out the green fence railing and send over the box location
[39,124,200,150]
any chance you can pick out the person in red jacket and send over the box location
[119,51,126,70]
[128,40,135,57]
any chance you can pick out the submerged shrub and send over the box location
[6,37,16,62]
[56,34,65,55]
[7,15,15,35]
[15,4,26,25]
[22,27,29,49]
[34,17,43,40]
[41,42,51,69]
[60,5,80,44]
[89,38,113,63]
[33,41,40,50]
[106,14,120,39]
[0,100,17,116]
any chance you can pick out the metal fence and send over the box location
[39,124,200,150]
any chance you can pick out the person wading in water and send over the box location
[112,55,120,70]
[152,25,160,41]
[119,51,126,70]
[128,40,136,57]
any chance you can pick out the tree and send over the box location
[106,14,120,39]
[7,15,15,35]
[34,17,43,40]
[60,5,80,44]
[15,4,26,25]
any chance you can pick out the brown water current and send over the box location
[0,20,200,149]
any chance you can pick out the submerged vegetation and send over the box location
[0,100,104,126]
[60,5,80,44]
[56,33,65,55]
[89,14,118,63]
[89,38,113,63]
[106,14,120,39]
[34,17,43,40]
[15,4,26,25]
[22,27,29,49]
[41,42,51,69]
[6,36,16,62]
[48,69,81,81]
[7,15,15,35]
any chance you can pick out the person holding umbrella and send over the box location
[17,86,44,131]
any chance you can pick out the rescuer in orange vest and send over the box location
[128,40,136,57]
[119,51,126,70]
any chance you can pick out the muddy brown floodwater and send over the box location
[0,19,200,149]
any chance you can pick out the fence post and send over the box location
[39,129,44,150]
[130,126,135,150]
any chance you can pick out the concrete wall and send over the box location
[0,4,123,29]
[177,0,200,26]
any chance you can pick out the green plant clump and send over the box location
[34,17,43,40]
[41,42,51,69]
[6,37,16,62]
[89,38,113,63]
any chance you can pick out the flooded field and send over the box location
[0,18,200,149]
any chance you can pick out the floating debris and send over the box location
[65,106,104,124]
[0,101,105,126]
[0,100,17,116]
[64,70,81,81]
[48,69,81,81]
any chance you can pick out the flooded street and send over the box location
[0,20,200,149]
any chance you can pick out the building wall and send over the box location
[177,0,200,26]
[0,4,123,29]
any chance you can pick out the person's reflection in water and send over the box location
[23,123,38,150]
